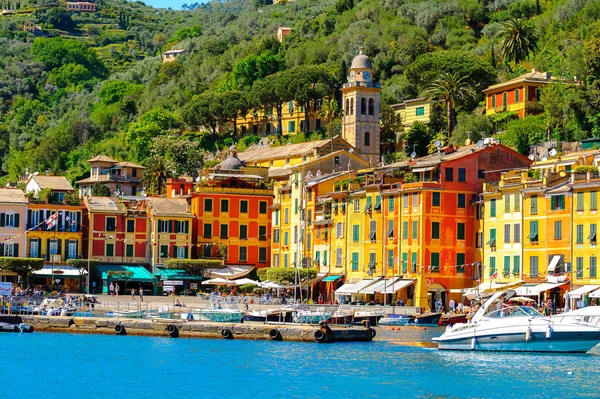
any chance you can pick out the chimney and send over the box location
[543,72,551,79]
[531,68,536,73]
[443,144,456,155]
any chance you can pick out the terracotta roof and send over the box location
[30,176,74,191]
[147,198,191,217]
[238,139,330,163]
[114,161,145,169]
[484,70,573,92]
[88,155,118,163]
[84,196,126,213]
[0,188,27,204]
[350,48,373,70]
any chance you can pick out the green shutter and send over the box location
[402,253,408,273]
[14,213,19,228]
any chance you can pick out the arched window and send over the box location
[515,89,520,103]
[364,132,370,147]
[491,95,496,108]
[350,98,354,115]
[361,98,367,115]
[368,98,374,115]
[345,99,349,116]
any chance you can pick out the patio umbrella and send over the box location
[233,278,259,286]
[201,277,232,286]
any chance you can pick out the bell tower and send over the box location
[341,47,381,163]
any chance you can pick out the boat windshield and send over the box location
[484,305,543,319]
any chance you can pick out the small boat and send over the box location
[0,316,33,333]
[353,309,385,325]
[439,313,468,326]
[433,290,600,353]
[329,308,354,325]
[193,298,245,323]
[243,308,293,323]
[108,309,146,318]
[413,312,442,325]
[291,305,330,324]
[378,314,414,326]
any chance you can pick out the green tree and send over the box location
[150,136,206,177]
[287,65,335,133]
[181,93,223,139]
[31,38,107,77]
[91,183,111,196]
[252,73,293,136]
[46,63,93,89]
[499,115,546,155]
[127,109,181,161]
[423,72,476,136]
[141,155,177,196]
[232,53,286,91]
[44,8,75,31]
[451,114,494,147]
[497,18,538,66]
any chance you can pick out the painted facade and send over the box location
[76,155,144,197]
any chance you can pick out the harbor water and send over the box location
[2,328,599,399]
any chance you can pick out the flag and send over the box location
[490,271,498,280]
[45,213,57,229]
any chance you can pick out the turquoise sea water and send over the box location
[2,329,599,399]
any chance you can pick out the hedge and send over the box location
[0,257,44,275]
[66,259,100,270]
[259,267,317,284]
[164,259,223,276]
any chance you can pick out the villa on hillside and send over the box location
[66,2,97,12]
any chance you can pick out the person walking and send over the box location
[449,298,456,314]
[109,282,114,296]
[115,283,120,297]
[131,288,136,301]
[139,287,143,302]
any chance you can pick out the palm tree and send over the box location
[423,72,476,137]
[497,18,538,66]
[142,155,176,196]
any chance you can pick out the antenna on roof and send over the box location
[411,144,417,160]
[549,148,557,157]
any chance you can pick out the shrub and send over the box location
[164,259,223,276]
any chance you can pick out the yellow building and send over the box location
[390,98,432,128]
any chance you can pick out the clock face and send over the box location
[363,71,371,80]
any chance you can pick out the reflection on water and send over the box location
[2,331,599,399]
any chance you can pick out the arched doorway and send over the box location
[427,283,447,313]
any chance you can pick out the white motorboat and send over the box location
[291,305,330,324]
[192,298,245,323]
[433,290,600,353]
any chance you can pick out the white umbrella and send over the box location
[261,281,286,289]
[233,278,259,286]
[201,277,232,286]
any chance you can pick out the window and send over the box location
[351,252,359,271]
[416,107,425,116]
[203,223,212,238]
[369,221,377,242]
[350,98,354,114]
[323,250,328,266]
[577,192,584,211]
[288,100,294,113]
[283,231,289,246]
[176,221,189,234]
[126,220,135,233]
[369,253,376,270]
[504,224,510,243]
[259,201,268,214]
[531,195,538,214]
[412,220,418,239]
[402,253,408,273]
[457,222,465,240]
[490,198,496,217]
[106,217,116,232]
[345,99,349,115]
[458,168,466,182]
[1,213,19,228]
[352,225,359,242]
[221,199,229,213]
[411,252,417,273]
[502,92,507,110]
[502,255,510,276]
[361,97,367,115]
[529,221,539,242]
[176,246,187,259]
[240,200,248,213]
[240,225,248,240]
[259,247,267,263]
[589,224,597,243]
[554,221,562,240]
[272,228,279,243]
[458,194,466,209]
[274,210,279,226]
[106,243,114,257]
[403,221,408,239]
[412,192,418,207]
[456,253,465,273]
[387,250,394,269]
[488,228,496,247]
[515,89,520,103]
[430,252,440,272]
[577,224,583,243]
[284,254,288,268]
[240,247,247,262]
[364,132,370,147]
[591,257,597,278]
[529,256,538,278]
[513,255,520,275]
[431,221,440,239]
[368,98,374,115]
[445,167,453,182]
[592,191,598,210]
[576,257,583,280]
[388,197,394,212]
[336,222,344,238]
[476,232,483,248]
[293,226,298,243]
[388,220,394,238]
[259,226,267,240]
[374,195,381,210]
[490,256,496,275]
[284,208,289,224]
[403,193,409,208]
[354,199,360,212]
[294,198,299,214]
[336,248,343,267]
[491,94,496,108]
[204,198,213,212]
[432,192,440,207]
[514,193,521,212]
[550,195,565,210]
[158,220,171,233]
[504,194,511,213]
[3,242,16,257]
[29,239,39,258]
[514,223,521,243]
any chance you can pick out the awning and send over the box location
[323,275,342,282]
[465,280,523,295]
[384,278,416,293]
[97,265,157,282]
[335,283,357,295]
[207,265,254,279]
[412,166,435,173]
[33,265,86,278]
[156,268,201,280]
[548,255,561,273]
[569,285,600,299]
[588,289,600,298]
[360,278,392,294]
[310,273,327,285]
[350,278,383,294]
[514,281,568,296]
